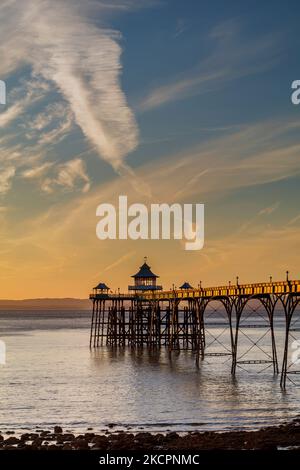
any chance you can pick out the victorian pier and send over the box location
[90,259,300,388]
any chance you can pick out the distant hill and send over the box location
[0,298,91,310]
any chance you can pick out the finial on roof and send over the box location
[144,256,147,263]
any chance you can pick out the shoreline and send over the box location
[1,418,300,450]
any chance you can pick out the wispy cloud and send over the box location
[22,158,90,193]
[287,214,300,226]
[102,251,135,274]
[146,119,300,202]
[238,202,280,234]
[174,18,188,38]
[139,19,280,112]
[25,102,74,146]
[258,202,280,216]
[41,158,91,194]
[0,79,50,128]
[140,70,225,112]
[0,103,23,127]
[22,162,54,179]
[0,167,15,194]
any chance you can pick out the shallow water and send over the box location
[0,310,299,435]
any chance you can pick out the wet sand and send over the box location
[0,419,300,450]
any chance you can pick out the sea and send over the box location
[0,310,299,435]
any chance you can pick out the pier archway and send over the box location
[232,295,279,376]
[194,297,235,369]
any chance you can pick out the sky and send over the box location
[0,0,300,298]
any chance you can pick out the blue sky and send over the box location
[120,0,300,166]
[0,0,300,297]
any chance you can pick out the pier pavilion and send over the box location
[128,258,162,293]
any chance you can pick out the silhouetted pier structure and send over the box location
[90,261,300,388]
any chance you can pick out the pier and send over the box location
[90,260,300,388]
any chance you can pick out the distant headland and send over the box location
[0,298,90,311]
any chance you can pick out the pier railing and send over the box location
[90,279,300,301]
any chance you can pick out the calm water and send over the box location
[0,310,299,435]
